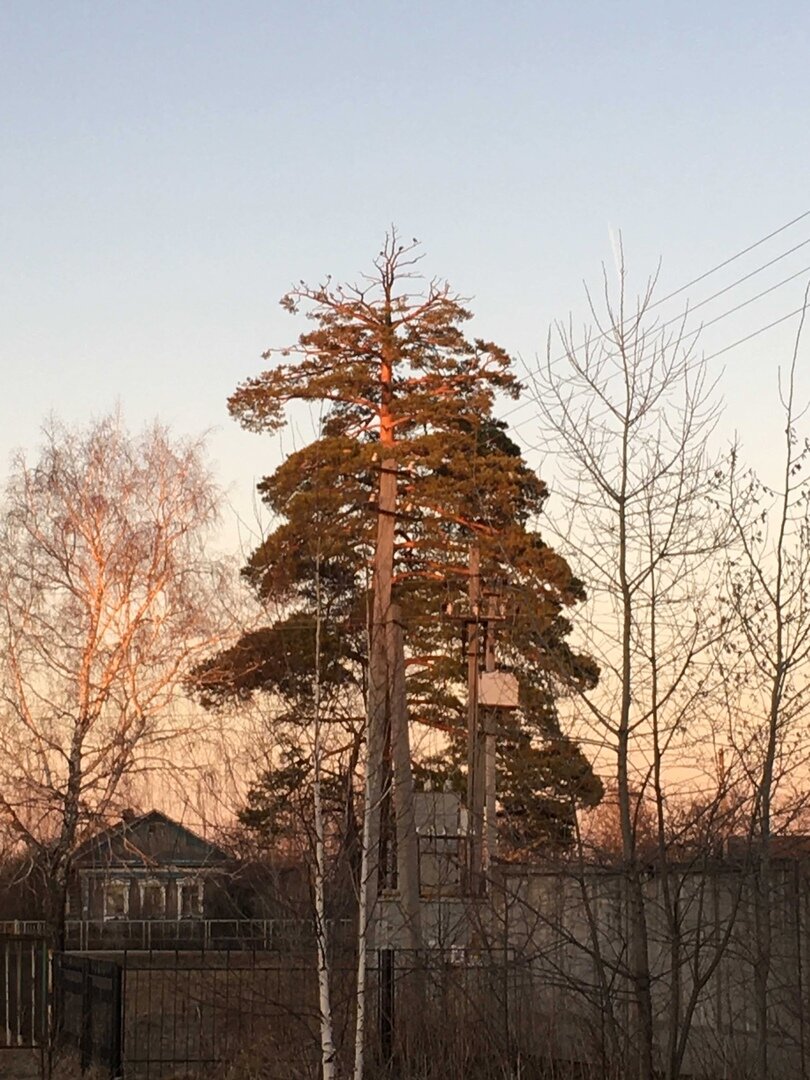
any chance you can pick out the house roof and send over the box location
[72,809,231,870]
[725,834,810,860]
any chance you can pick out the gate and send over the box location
[0,934,49,1048]
[54,954,123,1077]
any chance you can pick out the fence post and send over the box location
[378,948,395,1066]
[49,952,59,1054]
[39,940,50,1048]
[14,938,22,1045]
[80,959,91,1072]
[109,962,123,1080]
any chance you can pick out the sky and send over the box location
[3,1,810,555]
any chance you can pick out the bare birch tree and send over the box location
[312,550,337,1080]
[531,249,730,1078]
[0,412,231,944]
[724,287,810,1080]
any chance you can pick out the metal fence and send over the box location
[0,917,361,952]
[75,946,521,1080]
[0,934,49,1050]
[122,948,321,1077]
[63,917,354,952]
[54,953,123,1077]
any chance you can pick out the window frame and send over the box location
[102,878,130,921]
[176,878,204,920]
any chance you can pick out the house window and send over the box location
[139,880,166,918]
[178,880,203,919]
[103,879,129,921]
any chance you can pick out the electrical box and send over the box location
[479,671,519,709]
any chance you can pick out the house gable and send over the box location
[72,810,230,871]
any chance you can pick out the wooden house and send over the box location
[68,810,231,923]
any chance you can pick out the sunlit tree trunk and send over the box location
[312,552,337,1080]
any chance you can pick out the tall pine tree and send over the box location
[194,233,602,856]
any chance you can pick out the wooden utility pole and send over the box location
[366,309,401,917]
[464,561,514,893]
[365,459,397,913]
[365,307,422,945]
[466,543,485,895]
[482,592,498,876]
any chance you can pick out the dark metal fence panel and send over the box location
[121,948,326,1078]
[54,953,123,1077]
[112,946,520,1079]
[64,917,354,952]
[0,935,49,1049]
[377,948,394,1066]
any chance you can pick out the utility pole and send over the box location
[366,308,407,925]
[366,458,397,913]
[482,590,498,877]
[461,555,515,895]
[466,543,485,896]
[365,309,422,945]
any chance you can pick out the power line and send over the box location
[548,209,810,369]
[644,208,810,313]
[652,263,810,349]
[499,213,810,425]
[506,300,809,447]
[508,292,810,435]
[702,305,808,364]
[656,244,810,328]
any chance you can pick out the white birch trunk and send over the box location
[353,595,375,1080]
[353,744,372,1080]
[313,552,337,1080]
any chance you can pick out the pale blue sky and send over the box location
[2,1,809,550]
